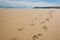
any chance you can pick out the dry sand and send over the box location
[0,9,60,40]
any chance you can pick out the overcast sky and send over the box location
[0,0,60,8]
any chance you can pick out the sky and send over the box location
[0,0,60,8]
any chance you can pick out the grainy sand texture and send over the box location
[0,9,60,40]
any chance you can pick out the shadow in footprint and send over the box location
[18,27,24,31]
[32,35,38,40]
[31,23,35,26]
[11,37,17,40]
[37,34,42,36]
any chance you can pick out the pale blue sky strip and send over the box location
[0,0,60,8]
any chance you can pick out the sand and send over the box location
[0,9,60,40]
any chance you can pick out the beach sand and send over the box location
[0,9,60,40]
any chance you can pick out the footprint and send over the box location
[42,26,48,31]
[31,20,34,22]
[41,21,46,24]
[46,18,50,22]
[48,11,53,18]
[35,17,38,20]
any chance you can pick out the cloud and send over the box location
[0,0,60,8]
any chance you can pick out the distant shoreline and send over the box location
[33,7,60,9]
[0,7,60,9]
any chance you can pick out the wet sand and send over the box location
[0,9,60,40]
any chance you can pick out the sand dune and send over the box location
[0,9,60,40]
